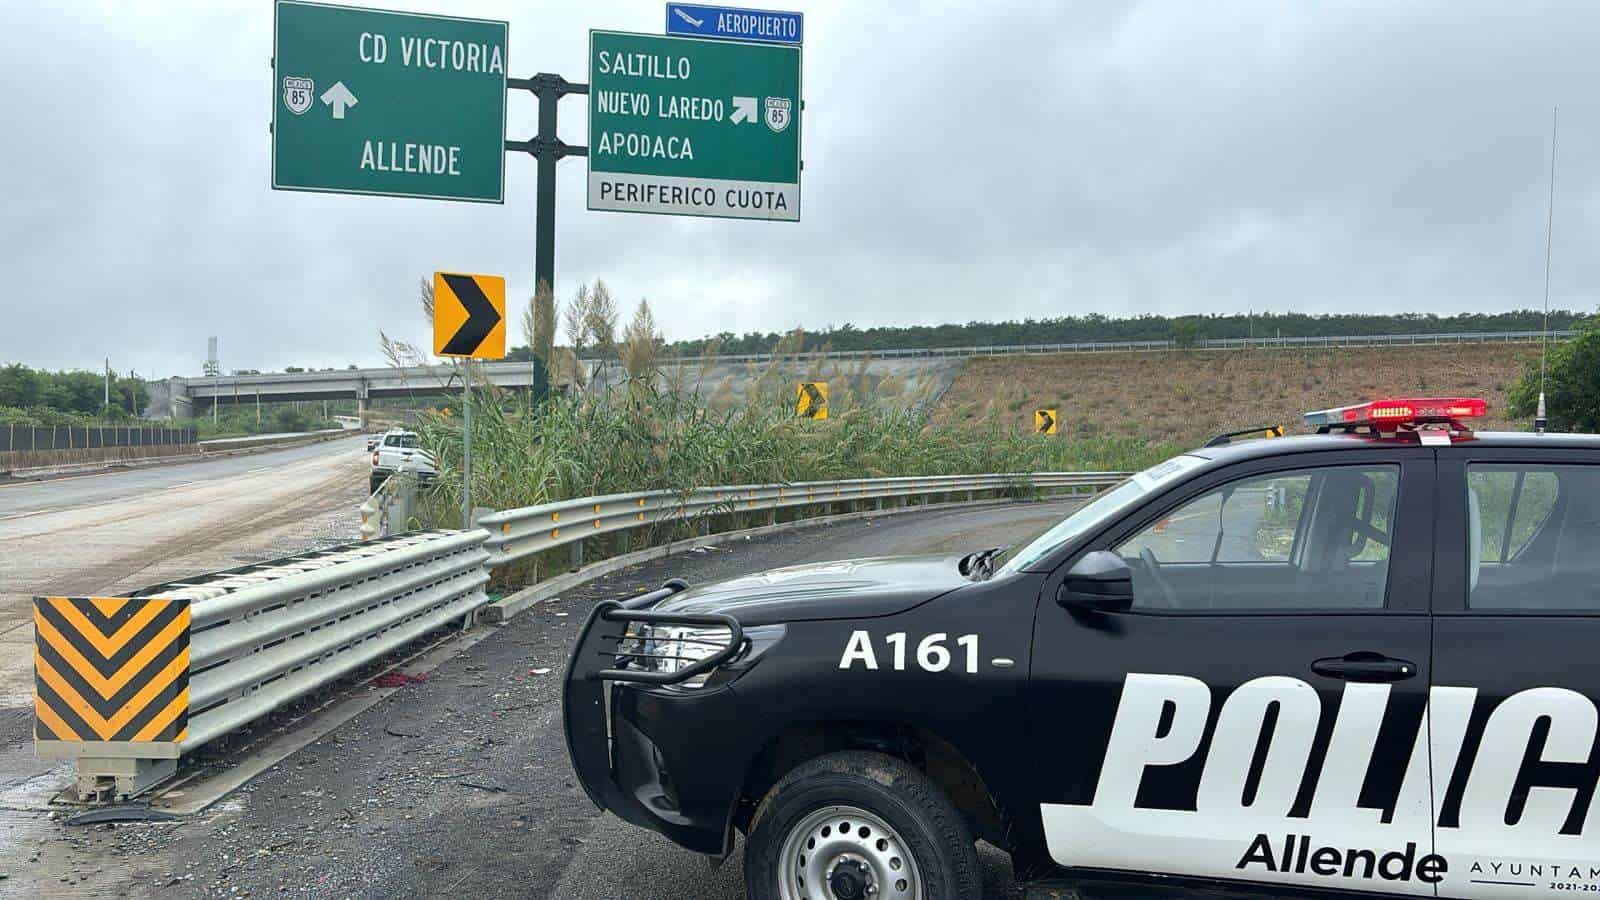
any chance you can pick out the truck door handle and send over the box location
[1311,652,1417,683]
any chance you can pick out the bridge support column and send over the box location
[357,381,370,429]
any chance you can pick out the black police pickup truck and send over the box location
[563,397,1600,900]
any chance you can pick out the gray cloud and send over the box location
[2,0,1596,377]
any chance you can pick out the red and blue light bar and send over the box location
[1303,397,1487,430]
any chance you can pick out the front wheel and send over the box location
[745,751,981,900]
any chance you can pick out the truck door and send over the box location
[1429,449,1600,898]
[1029,449,1441,895]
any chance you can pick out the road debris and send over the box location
[371,671,429,688]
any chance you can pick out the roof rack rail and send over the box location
[1205,425,1285,448]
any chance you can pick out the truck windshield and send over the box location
[995,455,1206,574]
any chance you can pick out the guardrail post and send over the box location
[73,756,179,801]
[571,539,584,571]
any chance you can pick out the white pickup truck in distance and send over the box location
[369,429,437,494]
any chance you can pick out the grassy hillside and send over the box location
[930,344,1538,449]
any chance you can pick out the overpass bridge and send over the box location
[147,328,1575,422]
[148,354,965,423]
[149,361,570,421]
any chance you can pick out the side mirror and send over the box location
[1057,550,1134,612]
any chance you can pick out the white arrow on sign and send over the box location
[731,96,757,125]
[320,81,358,120]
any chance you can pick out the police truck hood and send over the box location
[650,555,970,625]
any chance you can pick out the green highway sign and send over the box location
[588,30,801,221]
[271,1,507,203]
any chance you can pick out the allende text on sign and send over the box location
[271,1,506,203]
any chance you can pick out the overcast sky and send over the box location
[3,0,1597,377]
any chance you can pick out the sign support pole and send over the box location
[431,270,504,525]
[506,74,588,398]
[462,361,473,528]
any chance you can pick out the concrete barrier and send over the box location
[2,429,351,480]
[0,443,199,479]
[198,429,347,453]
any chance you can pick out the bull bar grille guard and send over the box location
[580,579,745,686]
[562,580,745,813]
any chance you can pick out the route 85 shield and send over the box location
[282,76,314,115]
[764,97,792,133]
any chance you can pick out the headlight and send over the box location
[620,623,737,688]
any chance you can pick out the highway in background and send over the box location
[0,436,369,708]
[0,435,363,518]
[17,500,1085,899]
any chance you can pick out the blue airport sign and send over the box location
[665,3,802,45]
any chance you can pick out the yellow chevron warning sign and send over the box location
[433,272,506,360]
[33,596,190,745]
[1035,409,1058,435]
[797,382,828,420]
[1264,424,1285,438]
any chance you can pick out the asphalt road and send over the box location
[0,435,365,518]
[0,436,368,614]
[9,500,1083,900]
[0,436,369,781]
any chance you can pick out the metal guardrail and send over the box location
[36,470,1125,801]
[36,530,489,801]
[360,471,420,541]
[640,329,1577,366]
[478,472,1129,567]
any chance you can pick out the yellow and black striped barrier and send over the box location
[33,596,190,746]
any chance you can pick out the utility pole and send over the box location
[205,337,220,426]
[104,358,111,412]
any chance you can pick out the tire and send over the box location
[745,750,982,900]
[368,473,385,495]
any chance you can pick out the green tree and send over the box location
[1510,319,1600,432]
[1171,317,1201,348]
[276,407,310,433]
[0,364,42,407]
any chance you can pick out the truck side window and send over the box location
[1116,465,1399,611]
[1466,464,1599,610]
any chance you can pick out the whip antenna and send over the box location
[1537,106,1557,435]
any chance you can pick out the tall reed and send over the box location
[413,376,1175,529]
